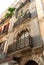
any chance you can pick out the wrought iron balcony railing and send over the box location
[0,17,11,25]
[14,10,37,28]
[16,0,35,12]
[7,35,33,55]
[0,0,35,25]
[7,35,42,55]
[0,19,5,25]
[14,12,31,28]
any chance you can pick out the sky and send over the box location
[0,0,19,17]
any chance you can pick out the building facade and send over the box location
[0,0,44,65]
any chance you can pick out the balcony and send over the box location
[7,35,33,55]
[0,16,11,26]
[14,12,31,28]
[16,0,34,12]
[0,18,7,25]
[0,19,5,25]
[14,10,37,28]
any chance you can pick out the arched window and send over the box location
[25,31,29,37]
[16,30,32,50]
[20,33,24,48]
[24,31,29,46]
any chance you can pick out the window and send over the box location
[20,33,25,48]
[25,31,29,37]
[25,32,29,46]
[16,30,31,49]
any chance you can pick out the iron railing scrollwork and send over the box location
[7,35,33,54]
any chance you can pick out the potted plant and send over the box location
[8,7,16,13]
[5,7,16,19]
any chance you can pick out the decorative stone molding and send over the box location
[32,55,44,65]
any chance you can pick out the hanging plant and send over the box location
[8,7,16,13]
[5,7,16,19]
[5,12,12,19]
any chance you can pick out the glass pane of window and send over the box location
[24,36,29,46]
[25,32,29,37]
[20,38,25,48]
[21,33,24,39]
[16,39,21,50]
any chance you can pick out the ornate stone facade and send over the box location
[0,0,44,65]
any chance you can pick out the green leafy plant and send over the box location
[5,7,16,19]
[5,12,12,18]
[8,7,16,13]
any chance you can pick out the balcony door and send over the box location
[17,30,32,49]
